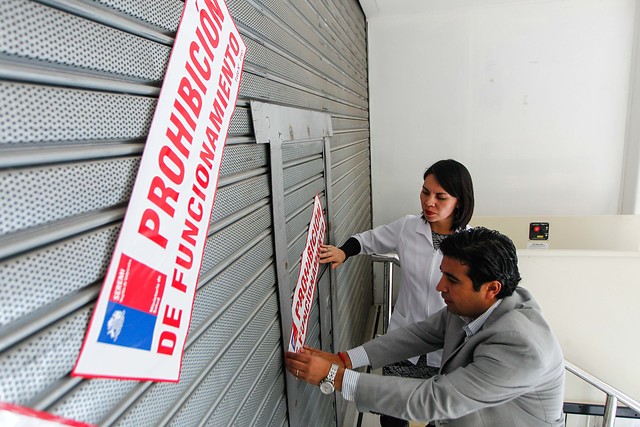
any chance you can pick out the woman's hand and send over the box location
[319,244,346,269]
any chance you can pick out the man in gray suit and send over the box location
[286,227,565,426]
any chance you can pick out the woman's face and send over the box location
[420,174,459,228]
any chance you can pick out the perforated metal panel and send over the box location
[1,158,139,234]
[0,1,370,427]
[87,0,183,31]
[0,82,157,144]
[1,1,171,79]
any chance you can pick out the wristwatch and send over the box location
[319,363,339,394]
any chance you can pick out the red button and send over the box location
[533,226,540,232]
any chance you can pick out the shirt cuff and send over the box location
[347,346,370,369]
[340,369,360,401]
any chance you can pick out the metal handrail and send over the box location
[564,361,640,423]
[372,255,640,426]
[370,253,400,334]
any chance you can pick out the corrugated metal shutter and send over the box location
[327,115,373,426]
[0,0,371,426]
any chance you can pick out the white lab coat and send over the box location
[354,215,445,366]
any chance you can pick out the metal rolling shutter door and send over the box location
[0,0,370,426]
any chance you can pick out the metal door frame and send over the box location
[251,101,338,426]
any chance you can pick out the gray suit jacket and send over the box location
[357,287,565,426]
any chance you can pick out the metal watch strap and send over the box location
[326,363,338,382]
[319,363,339,394]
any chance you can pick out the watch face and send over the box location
[320,381,334,394]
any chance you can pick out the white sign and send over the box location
[289,195,326,352]
[527,242,550,249]
[73,0,246,382]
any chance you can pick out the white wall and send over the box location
[518,250,640,404]
[622,2,640,214]
[471,215,640,250]
[367,0,637,225]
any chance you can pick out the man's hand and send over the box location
[302,345,346,365]
[285,347,345,391]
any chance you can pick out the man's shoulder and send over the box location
[486,289,550,335]
[489,289,561,351]
[499,287,539,311]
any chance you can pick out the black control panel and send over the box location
[529,222,549,240]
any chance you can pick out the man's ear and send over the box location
[484,280,502,299]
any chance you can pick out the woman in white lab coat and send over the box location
[319,159,474,427]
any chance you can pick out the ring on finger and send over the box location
[296,369,299,377]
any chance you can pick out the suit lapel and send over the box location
[440,315,468,371]
[439,291,525,372]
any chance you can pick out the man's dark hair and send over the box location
[424,159,474,231]
[439,227,521,298]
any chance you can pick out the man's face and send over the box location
[436,256,497,318]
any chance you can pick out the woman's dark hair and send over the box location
[439,227,521,298]
[423,159,474,231]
